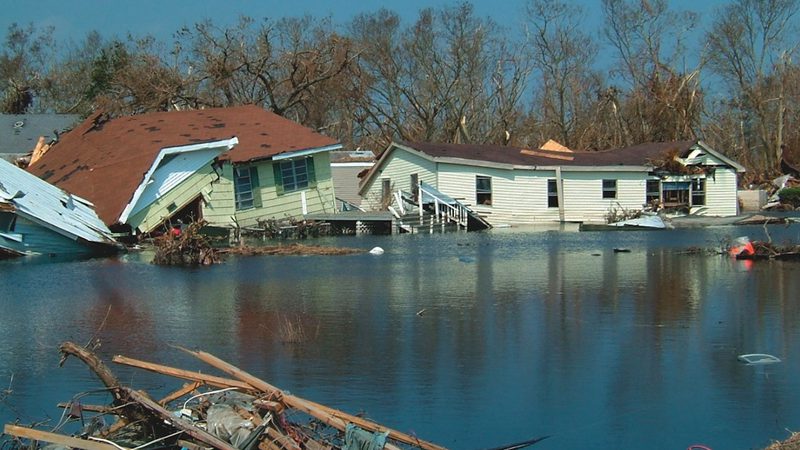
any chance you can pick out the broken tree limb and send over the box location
[3,424,128,450]
[112,354,253,391]
[59,342,120,392]
[177,347,446,450]
[120,386,239,450]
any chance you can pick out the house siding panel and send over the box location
[437,165,561,225]
[561,172,647,223]
[698,168,738,216]
[2,216,90,256]
[234,154,337,227]
[129,164,220,233]
[361,151,437,210]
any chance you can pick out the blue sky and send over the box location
[2,0,725,46]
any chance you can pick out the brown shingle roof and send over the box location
[402,140,698,167]
[28,105,338,225]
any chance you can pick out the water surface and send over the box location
[1,225,799,449]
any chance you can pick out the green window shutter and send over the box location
[307,156,317,187]
[272,162,284,195]
[250,166,262,208]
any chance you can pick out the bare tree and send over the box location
[601,0,702,145]
[349,3,523,148]
[180,16,356,120]
[706,0,799,177]
[525,0,599,149]
[0,23,56,113]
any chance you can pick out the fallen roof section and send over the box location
[0,158,118,252]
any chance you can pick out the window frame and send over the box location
[234,166,257,211]
[646,179,661,205]
[547,179,559,208]
[273,156,317,195]
[476,175,492,206]
[602,179,617,199]
[691,178,706,206]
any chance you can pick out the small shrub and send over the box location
[778,187,800,207]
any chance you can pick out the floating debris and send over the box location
[2,341,448,450]
[738,354,782,365]
[369,246,385,255]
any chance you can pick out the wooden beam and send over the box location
[4,424,128,450]
[176,347,447,450]
[112,355,253,391]
[160,382,203,406]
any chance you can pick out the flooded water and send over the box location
[2,224,800,449]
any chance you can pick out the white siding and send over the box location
[561,172,648,223]
[698,168,738,216]
[361,150,436,210]
[438,165,561,225]
[360,146,742,224]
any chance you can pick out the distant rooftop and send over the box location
[0,114,81,156]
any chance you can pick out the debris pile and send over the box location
[728,236,800,260]
[152,221,221,266]
[2,342,446,450]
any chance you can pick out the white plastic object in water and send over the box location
[737,353,781,365]
[369,246,384,255]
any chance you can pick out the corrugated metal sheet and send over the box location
[0,158,117,255]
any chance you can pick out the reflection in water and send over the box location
[1,226,799,449]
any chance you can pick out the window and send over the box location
[275,157,316,193]
[646,180,661,205]
[602,179,617,199]
[691,178,706,206]
[476,176,492,205]
[234,166,260,210]
[547,179,559,208]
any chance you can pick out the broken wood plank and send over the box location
[177,347,447,450]
[112,355,253,391]
[4,424,128,450]
[120,387,239,450]
[56,402,114,414]
[160,381,203,406]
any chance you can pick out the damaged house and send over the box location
[27,105,341,237]
[0,158,118,258]
[358,140,745,226]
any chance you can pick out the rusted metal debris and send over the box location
[2,341,447,450]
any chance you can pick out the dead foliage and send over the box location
[223,243,363,257]
[765,432,800,450]
[152,220,221,266]
[647,148,706,175]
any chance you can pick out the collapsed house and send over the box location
[26,106,342,239]
[0,158,119,258]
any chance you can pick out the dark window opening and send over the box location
[547,179,559,208]
[646,180,661,205]
[476,176,492,205]
[602,179,617,199]
[691,178,706,206]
